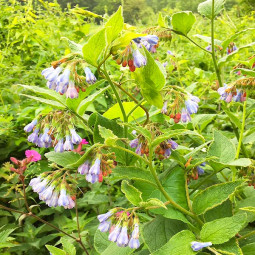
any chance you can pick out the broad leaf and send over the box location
[152,230,196,255]
[134,49,165,108]
[139,198,167,210]
[198,0,225,19]
[142,216,187,252]
[98,126,118,145]
[172,11,196,35]
[105,6,124,44]
[46,245,66,255]
[242,243,255,255]
[214,238,243,255]
[192,181,243,215]
[45,151,81,168]
[82,28,106,66]
[200,214,247,244]
[77,85,110,115]
[121,180,143,206]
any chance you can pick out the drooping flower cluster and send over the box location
[226,42,237,55]
[78,152,116,184]
[142,27,172,41]
[130,132,178,159]
[161,92,200,123]
[188,162,206,181]
[191,241,212,251]
[97,209,140,249]
[29,174,75,209]
[217,83,246,103]
[113,35,159,72]
[42,58,97,98]
[24,111,84,152]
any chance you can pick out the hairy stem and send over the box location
[238,230,255,241]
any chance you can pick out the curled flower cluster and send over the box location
[113,35,159,72]
[188,162,206,181]
[29,176,75,209]
[161,93,200,123]
[191,241,212,251]
[217,84,246,103]
[97,209,140,249]
[78,153,116,184]
[24,111,83,151]
[130,133,178,159]
[42,61,97,98]
[226,42,237,55]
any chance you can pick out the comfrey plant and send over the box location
[2,2,255,254]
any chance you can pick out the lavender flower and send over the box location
[28,128,39,143]
[84,67,97,84]
[116,225,129,247]
[41,127,52,144]
[24,119,37,133]
[129,223,140,249]
[58,188,69,207]
[64,196,75,209]
[63,135,74,151]
[54,138,64,153]
[181,108,191,123]
[98,220,111,232]
[169,140,178,150]
[133,49,147,68]
[97,210,114,223]
[78,160,90,175]
[130,138,139,148]
[66,81,78,99]
[108,224,121,242]
[33,179,48,193]
[191,241,212,251]
[161,101,168,114]
[39,184,54,201]
[46,191,59,207]
[45,67,63,82]
[70,129,82,144]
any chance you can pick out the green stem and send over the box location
[148,148,203,225]
[211,0,223,87]
[238,230,255,241]
[183,34,212,54]
[185,173,193,212]
[236,99,247,159]
[126,99,145,120]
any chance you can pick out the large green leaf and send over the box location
[192,181,243,215]
[134,49,165,108]
[46,245,66,255]
[152,230,197,255]
[207,130,236,164]
[214,238,242,255]
[77,85,110,115]
[105,6,123,44]
[171,11,196,35]
[242,243,255,255]
[218,42,255,67]
[94,230,133,255]
[82,28,106,66]
[198,0,225,19]
[45,151,81,168]
[142,216,187,252]
[121,180,143,206]
[200,214,247,244]
[103,102,144,121]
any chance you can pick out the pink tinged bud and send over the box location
[70,129,82,144]
[116,226,129,247]
[78,161,90,175]
[98,220,111,232]
[108,224,121,242]
[97,210,113,223]
[58,189,69,207]
[63,135,74,151]
[161,101,168,114]
[25,150,41,162]
[225,93,233,103]
[191,241,212,251]
[54,139,64,153]
[66,81,78,99]
[24,119,37,133]
[10,157,19,165]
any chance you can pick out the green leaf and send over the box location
[198,0,225,19]
[214,238,243,255]
[140,198,167,209]
[98,126,118,145]
[207,130,236,163]
[242,243,255,255]
[240,206,255,214]
[103,102,144,121]
[192,181,243,215]
[158,12,166,27]
[152,230,196,255]
[61,238,76,255]
[19,84,66,105]
[221,28,255,51]
[233,68,255,77]
[171,11,196,35]
[21,94,65,109]
[45,151,81,168]
[105,6,124,44]
[77,85,110,115]
[134,48,165,108]
[193,34,222,46]
[121,180,143,206]
[112,166,157,186]
[46,245,66,255]
[142,216,187,253]
[94,230,133,255]
[82,28,106,66]
[218,42,255,67]
[201,214,247,244]
[222,106,242,130]
[227,158,251,167]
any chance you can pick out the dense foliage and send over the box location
[0,0,255,255]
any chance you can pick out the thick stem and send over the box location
[184,173,193,212]
[236,99,247,159]
[238,230,255,241]
[211,0,223,87]
[126,99,145,119]
[21,179,31,213]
